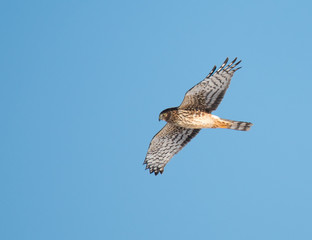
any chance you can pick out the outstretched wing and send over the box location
[144,123,200,175]
[179,58,241,112]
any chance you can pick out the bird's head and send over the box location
[159,112,169,121]
[158,107,177,121]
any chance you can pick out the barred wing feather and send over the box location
[144,124,200,175]
[179,58,241,112]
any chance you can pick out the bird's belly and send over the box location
[175,112,219,129]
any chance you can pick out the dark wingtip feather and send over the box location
[216,58,230,73]
[233,66,242,72]
[206,65,217,79]
[222,58,242,72]
[145,164,164,176]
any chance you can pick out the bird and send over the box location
[144,58,252,175]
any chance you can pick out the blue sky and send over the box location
[1,1,312,239]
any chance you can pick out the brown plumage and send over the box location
[144,58,253,175]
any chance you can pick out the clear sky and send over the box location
[1,1,312,240]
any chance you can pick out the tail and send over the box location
[217,118,253,131]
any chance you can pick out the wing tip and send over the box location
[146,166,164,175]
[224,57,242,72]
[206,65,217,78]
[143,159,164,176]
[216,57,229,73]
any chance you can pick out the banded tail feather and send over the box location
[217,118,253,131]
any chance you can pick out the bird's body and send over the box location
[161,108,216,129]
[160,108,251,130]
[144,58,253,175]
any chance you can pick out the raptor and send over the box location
[144,58,252,175]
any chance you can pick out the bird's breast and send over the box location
[170,110,219,129]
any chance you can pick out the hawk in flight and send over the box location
[144,58,252,175]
